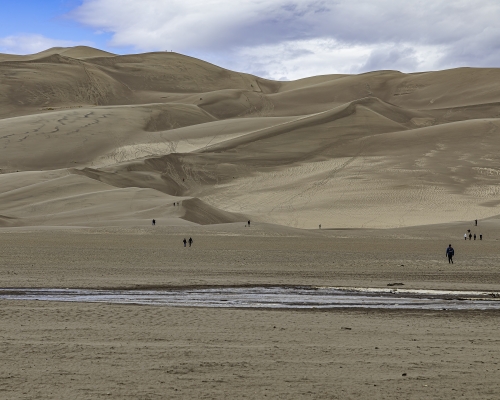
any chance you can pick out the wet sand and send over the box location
[1,224,500,398]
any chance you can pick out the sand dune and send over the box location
[1,46,500,228]
[0,172,244,226]
[0,103,218,170]
[0,46,116,62]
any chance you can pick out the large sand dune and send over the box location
[1,47,500,228]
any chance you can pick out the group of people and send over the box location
[448,220,484,264]
[464,219,482,240]
[464,230,482,240]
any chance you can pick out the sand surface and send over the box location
[1,223,500,399]
[3,302,500,399]
[1,47,500,399]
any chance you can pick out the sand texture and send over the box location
[1,47,500,399]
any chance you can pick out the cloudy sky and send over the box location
[1,0,500,80]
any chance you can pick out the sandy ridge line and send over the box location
[196,97,408,154]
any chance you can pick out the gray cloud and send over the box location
[70,0,500,79]
[360,46,421,72]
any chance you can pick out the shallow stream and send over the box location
[1,286,500,310]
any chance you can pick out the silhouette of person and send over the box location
[152,219,156,226]
[475,219,478,226]
[446,244,454,264]
[474,233,476,240]
[480,234,483,240]
[469,233,472,240]
[248,220,251,227]
[188,237,193,247]
[183,238,187,247]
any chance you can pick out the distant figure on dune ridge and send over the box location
[446,244,455,264]
[152,219,156,226]
[475,219,478,226]
[183,238,187,247]
[188,237,193,247]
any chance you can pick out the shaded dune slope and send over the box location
[0,173,244,226]
[1,47,500,228]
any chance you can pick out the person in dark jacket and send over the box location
[188,237,193,247]
[183,238,187,247]
[446,244,454,264]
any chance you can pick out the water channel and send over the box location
[1,286,500,310]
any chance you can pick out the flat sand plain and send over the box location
[1,221,500,399]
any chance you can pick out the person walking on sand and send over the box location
[469,232,472,240]
[188,237,193,247]
[183,238,187,247]
[446,244,455,264]
[152,219,156,226]
[464,233,467,240]
[480,234,483,240]
[474,233,476,240]
[248,220,251,227]
[475,219,478,226]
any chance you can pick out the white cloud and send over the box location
[69,0,500,79]
[232,39,370,80]
[0,34,91,55]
